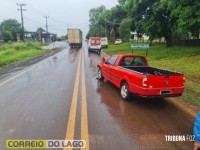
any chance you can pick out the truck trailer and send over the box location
[67,29,82,49]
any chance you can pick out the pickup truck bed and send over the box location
[121,66,182,76]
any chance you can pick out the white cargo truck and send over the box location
[67,29,82,48]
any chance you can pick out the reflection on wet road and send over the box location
[0,42,195,150]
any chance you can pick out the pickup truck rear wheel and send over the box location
[120,82,130,100]
[97,67,104,80]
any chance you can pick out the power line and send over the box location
[50,27,67,31]
[17,3,26,40]
[28,5,47,17]
[49,17,68,25]
[24,17,44,26]
[27,5,68,25]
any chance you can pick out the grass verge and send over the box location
[0,41,48,67]
[103,42,200,106]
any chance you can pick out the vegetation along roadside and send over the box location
[0,41,48,68]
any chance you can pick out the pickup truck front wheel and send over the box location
[120,82,130,100]
[97,67,104,80]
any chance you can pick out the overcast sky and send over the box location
[0,0,118,37]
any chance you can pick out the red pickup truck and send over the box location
[97,54,185,100]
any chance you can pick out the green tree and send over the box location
[109,6,127,24]
[118,0,126,6]
[169,0,200,39]
[88,0,200,46]
[97,5,127,39]
[97,9,113,37]
[36,27,45,33]
[3,30,13,42]
[124,0,142,18]
[136,0,174,46]
[1,19,21,42]
[119,18,132,41]
[136,0,200,45]
[88,5,106,37]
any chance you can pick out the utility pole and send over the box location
[105,19,107,37]
[17,3,26,40]
[44,16,49,42]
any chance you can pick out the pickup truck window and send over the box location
[106,56,118,65]
[120,56,147,66]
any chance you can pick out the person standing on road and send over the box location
[194,111,200,150]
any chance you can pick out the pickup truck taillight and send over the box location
[142,77,148,87]
[183,77,185,85]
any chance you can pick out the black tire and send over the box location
[120,82,130,100]
[98,50,101,55]
[97,67,104,80]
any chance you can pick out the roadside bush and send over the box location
[0,41,42,51]
[26,41,41,50]
[4,50,17,55]
[0,41,46,67]
[13,42,26,51]
[0,43,12,51]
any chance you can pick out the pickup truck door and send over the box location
[110,66,121,88]
[110,56,134,87]
[102,56,118,81]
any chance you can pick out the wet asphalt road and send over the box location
[0,42,195,150]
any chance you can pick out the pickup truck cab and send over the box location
[97,54,185,100]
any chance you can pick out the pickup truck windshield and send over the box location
[120,56,147,67]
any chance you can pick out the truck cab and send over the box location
[88,37,101,55]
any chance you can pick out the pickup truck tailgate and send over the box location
[147,75,184,88]
[145,75,185,96]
